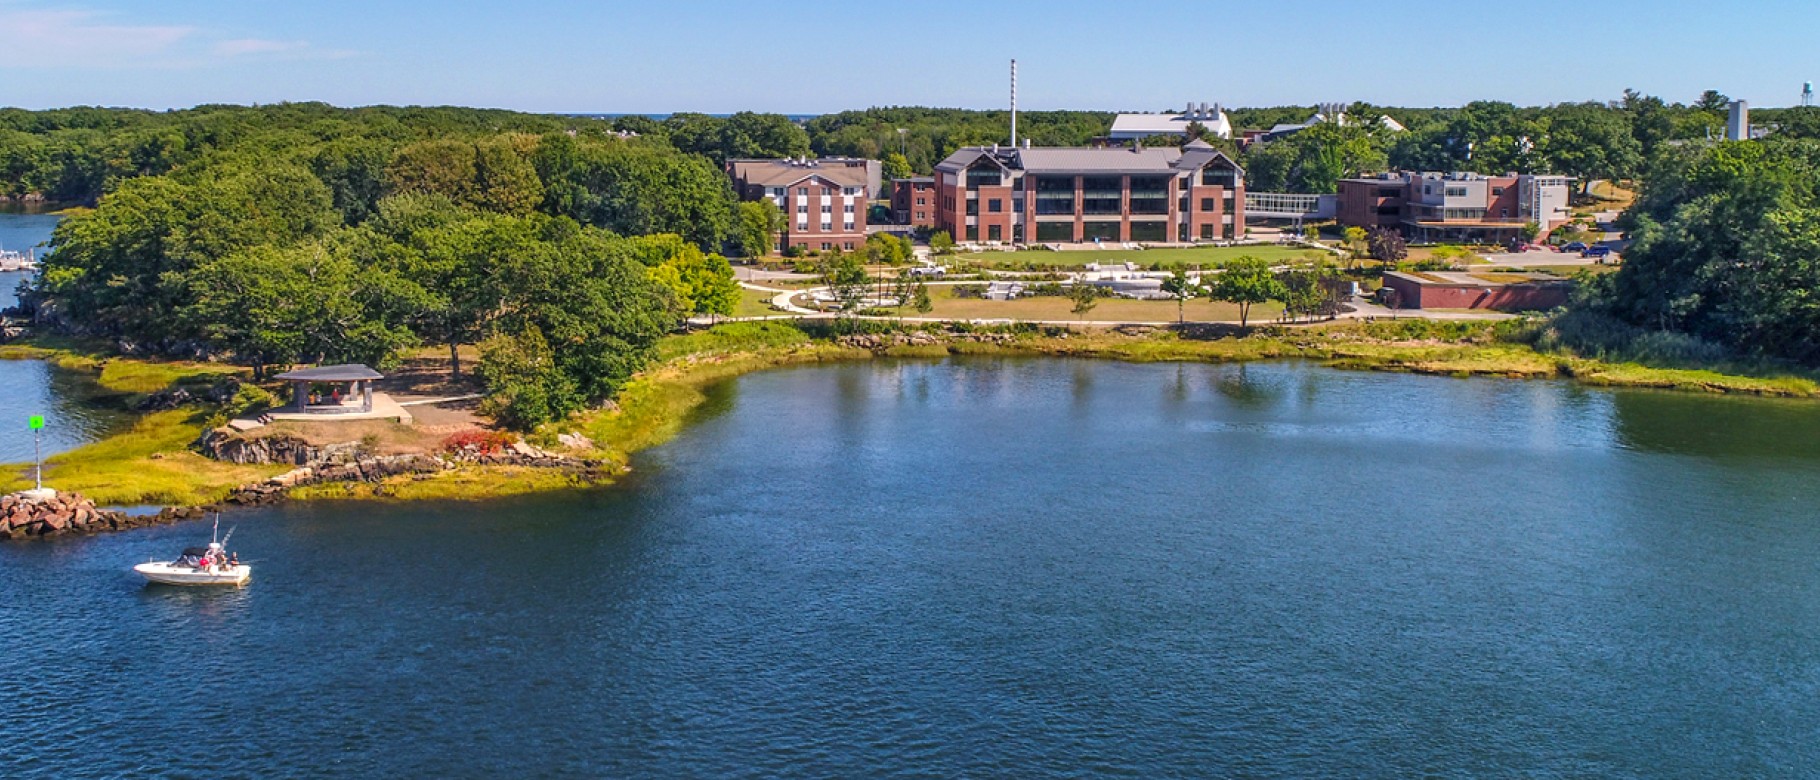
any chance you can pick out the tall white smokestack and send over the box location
[1010,59,1018,148]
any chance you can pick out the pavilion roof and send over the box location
[272,364,383,382]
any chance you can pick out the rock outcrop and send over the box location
[0,491,203,539]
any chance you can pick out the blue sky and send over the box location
[2,0,1816,112]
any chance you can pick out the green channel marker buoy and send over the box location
[28,415,44,491]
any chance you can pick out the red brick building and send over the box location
[728,158,876,253]
[1379,271,1571,311]
[890,177,936,228]
[1337,171,1572,243]
[930,139,1244,245]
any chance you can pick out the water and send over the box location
[0,207,57,310]
[4,359,1820,777]
[0,211,119,462]
[0,360,132,463]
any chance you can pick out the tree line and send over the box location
[13,105,748,428]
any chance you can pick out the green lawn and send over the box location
[879,285,1284,324]
[953,244,1329,269]
[734,288,781,318]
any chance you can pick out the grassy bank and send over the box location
[0,341,281,505]
[7,316,1817,509]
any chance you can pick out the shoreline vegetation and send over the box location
[6,317,1817,509]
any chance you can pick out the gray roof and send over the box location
[273,364,384,382]
[1015,147,1182,174]
[937,145,1242,177]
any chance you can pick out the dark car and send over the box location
[1562,241,1588,253]
[1581,246,1613,259]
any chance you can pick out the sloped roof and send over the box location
[729,159,869,189]
[273,364,383,382]
[1015,147,1183,174]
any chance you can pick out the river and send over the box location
[3,357,1820,777]
[0,211,132,464]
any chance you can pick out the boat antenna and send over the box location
[221,525,237,549]
[212,514,220,544]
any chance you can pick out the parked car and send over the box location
[1581,246,1613,259]
[1562,241,1588,253]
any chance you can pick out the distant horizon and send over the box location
[7,98,1819,117]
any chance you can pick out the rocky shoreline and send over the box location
[0,491,207,539]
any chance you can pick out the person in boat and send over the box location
[229,552,239,568]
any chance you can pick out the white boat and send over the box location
[134,518,250,587]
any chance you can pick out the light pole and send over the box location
[28,414,44,491]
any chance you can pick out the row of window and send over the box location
[771,186,861,197]
[796,203,857,214]
[794,222,858,232]
[788,241,859,251]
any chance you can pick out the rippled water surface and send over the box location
[5,359,1820,778]
[0,209,56,310]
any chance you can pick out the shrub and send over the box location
[442,430,517,454]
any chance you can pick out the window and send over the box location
[1035,222,1073,242]
[770,187,785,198]
[843,204,855,214]
[1200,198,1216,211]
[966,200,979,216]
[988,224,1002,241]
[1201,224,1216,240]
[821,222,833,231]
[843,241,855,250]
[843,187,858,196]
[1491,187,1505,196]
[966,225,979,241]
[916,211,926,220]
[916,197,926,206]
[1444,187,1468,198]
[797,203,808,213]
[1034,176,1076,215]
[821,204,832,214]
[843,222,855,231]
[966,168,1001,188]
[1201,167,1237,187]
[988,199,1002,213]
[1081,221,1121,241]
[797,187,808,196]
[797,222,808,231]
[1129,221,1167,242]
[1081,176,1122,215]
[820,242,832,250]
[1498,208,1508,218]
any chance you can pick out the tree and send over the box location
[929,229,955,255]
[1160,268,1195,324]
[642,238,739,319]
[1695,90,1731,114]
[1278,263,1338,323]
[912,278,933,314]
[1773,107,1820,140]
[477,324,577,431]
[1519,221,1542,242]
[1367,227,1408,264]
[1341,226,1369,269]
[1207,256,1284,328]
[865,232,912,265]
[882,152,913,180]
[1068,281,1099,320]
[819,249,870,317]
[1538,102,1643,186]
[734,199,783,258]
[1301,225,1320,242]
